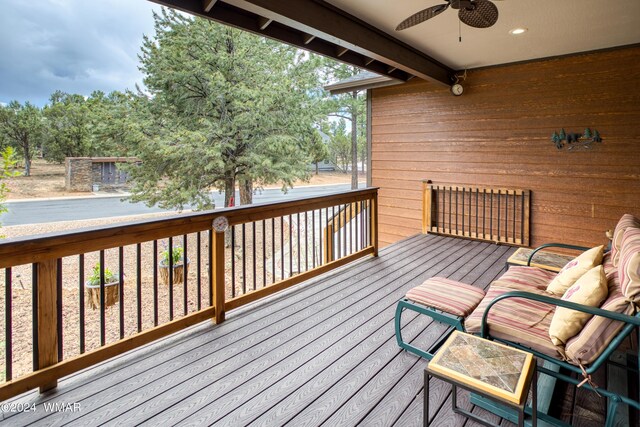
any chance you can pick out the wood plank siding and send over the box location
[371,46,640,248]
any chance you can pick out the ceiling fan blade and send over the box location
[396,4,449,31]
[458,0,499,28]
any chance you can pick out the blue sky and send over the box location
[0,0,161,107]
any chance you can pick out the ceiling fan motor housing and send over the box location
[450,0,476,10]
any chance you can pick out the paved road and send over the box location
[0,184,358,226]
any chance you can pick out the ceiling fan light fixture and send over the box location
[509,28,528,35]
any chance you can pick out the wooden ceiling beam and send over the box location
[257,16,273,31]
[202,0,218,13]
[234,0,453,86]
[336,46,349,57]
[148,0,444,83]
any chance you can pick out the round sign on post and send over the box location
[212,216,229,232]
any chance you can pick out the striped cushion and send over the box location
[466,285,561,358]
[495,266,557,292]
[405,277,486,317]
[611,214,640,267]
[603,252,617,280]
[565,272,634,365]
[619,227,640,304]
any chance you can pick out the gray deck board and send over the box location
[5,235,521,427]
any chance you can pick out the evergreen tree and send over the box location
[43,91,92,162]
[127,9,323,210]
[0,101,45,176]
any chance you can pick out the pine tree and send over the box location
[127,9,324,210]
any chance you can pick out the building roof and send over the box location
[323,71,403,95]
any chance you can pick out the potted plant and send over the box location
[159,245,189,285]
[85,263,121,310]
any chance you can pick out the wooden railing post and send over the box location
[422,181,433,234]
[523,190,531,247]
[212,230,225,324]
[37,259,58,392]
[372,193,379,257]
[324,224,333,264]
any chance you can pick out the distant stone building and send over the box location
[65,157,138,192]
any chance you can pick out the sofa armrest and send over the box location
[526,243,590,267]
[480,290,640,339]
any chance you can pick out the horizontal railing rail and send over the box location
[0,187,378,401]
[422,181,530,246]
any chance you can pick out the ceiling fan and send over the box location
[396,0,500,31]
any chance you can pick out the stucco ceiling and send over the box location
[325,0,640,69]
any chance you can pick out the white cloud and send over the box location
[0,0,161,106]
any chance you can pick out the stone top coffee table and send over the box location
[424,331,537,427]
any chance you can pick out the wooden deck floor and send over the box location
[2,235,538,426]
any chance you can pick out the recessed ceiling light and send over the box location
[509,28,528,35]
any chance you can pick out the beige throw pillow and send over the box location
[546,245,604,296]
[549,265,608,346]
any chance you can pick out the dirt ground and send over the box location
[5,159,356,200]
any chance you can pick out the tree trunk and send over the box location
[315,162,319,175]
[224,172,235,207]
[22,139,31,177]
[351,91,358,190]
[239,178,253,205]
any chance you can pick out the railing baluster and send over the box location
[183,234,188,315]
[521,192,525,244]
[119,247,124,339]
[469,188,472,237]
[262,220,266,287]
[489,189,494,241]
[357,202,361,251]
[349,203,355,254]
[242,224,246,294]
[168,237,174,321]
[303,212,307,271]
[289,215,293,277]
[497,190,501,242]
[252,222,257,290]
[331,206,341,260]
[271,218,275,284]
[208,231,213,306]
[475,189,479,238]
[513,192,517,243]
[32,263,38,371]
[136,243,142,332]
[79,255,85,354]
[231,225,236,298]
[312,210,316,268]
[153,240,158,326]
[280,216,284,281]
[197,232,202,310]
[99,250,106,346]
[461,187,465,236]
[483,189,486,239]
[438,186,442,233]
[297,212,301,274]
[56,258,63,362]
[324,207,329,263]
[5,267,11,380]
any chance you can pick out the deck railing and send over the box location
[0,188,378,400]
[422,181,530,246]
